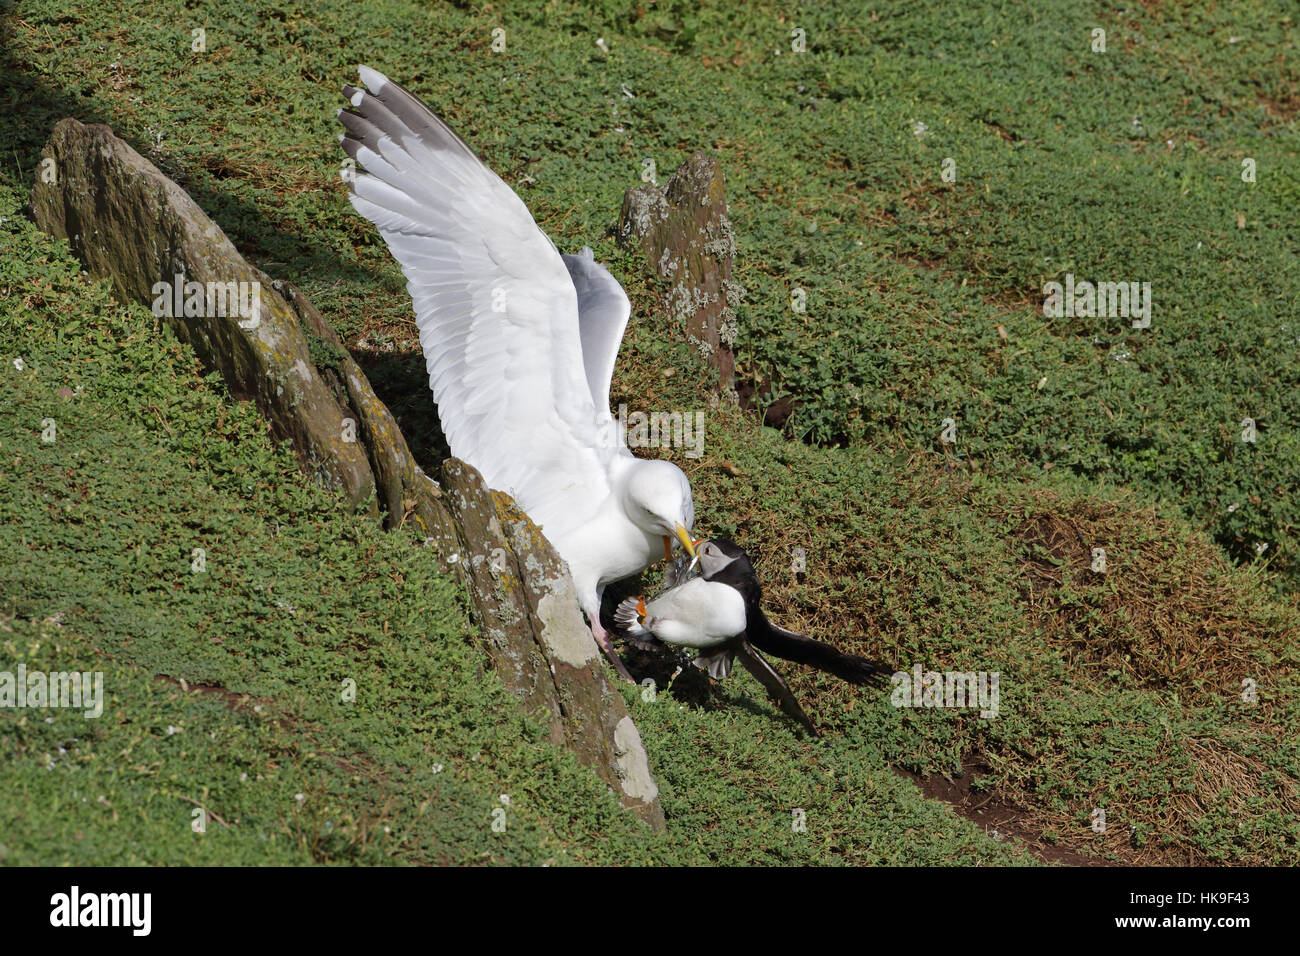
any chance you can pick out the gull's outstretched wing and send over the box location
[561,248,631,413]
[338,66,621,535]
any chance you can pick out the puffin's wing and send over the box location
[561,248,631,413]
[338,66,620,534]
[735,643,818,735]
[749,621,892,686]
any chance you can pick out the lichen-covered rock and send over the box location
[440,460,567,735]
[618,151,743,392]
[29,118,376,510]
[451,462,665,827]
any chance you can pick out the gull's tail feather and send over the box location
[749,618,890,686]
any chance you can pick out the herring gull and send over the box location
[337,65,696,682]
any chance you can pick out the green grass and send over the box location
[1,0,1297,865]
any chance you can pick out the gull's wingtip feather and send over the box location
[357,65,388,93]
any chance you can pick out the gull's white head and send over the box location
[622,459,696,562]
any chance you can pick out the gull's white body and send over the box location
[337,66,694,671]
[557,459,659,596]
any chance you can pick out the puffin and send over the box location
[614,538,889,732]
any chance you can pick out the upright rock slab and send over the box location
[28,117,664,827]
[30,118,376,510]
[444,462,663,825]
[617,151,743,391]
[279,278,457,545]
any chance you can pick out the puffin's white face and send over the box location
[696,540,741,578]
[624,459,696,561]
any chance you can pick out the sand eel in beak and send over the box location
[615,538,889,732]
[337,66,696,683]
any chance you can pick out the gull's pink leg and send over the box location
[590,618,635,684]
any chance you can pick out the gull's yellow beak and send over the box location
[662,525,698,562]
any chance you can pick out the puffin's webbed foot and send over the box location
[612,595,662,651]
